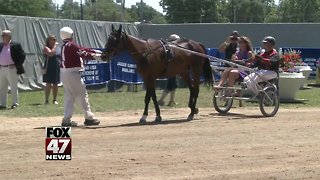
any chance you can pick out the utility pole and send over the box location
[116,0,125,23]
[70,0,73,19]
[140,0,143,22]
[200,8,205,23]
[122,0,125,23]
[233,5,236,23]
[80,0,84,20]
[56,3,59,18]
[95,0,97,21]
[54,0,59,19]
[221,0,225,22]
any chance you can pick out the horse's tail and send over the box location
[199,44,213,86]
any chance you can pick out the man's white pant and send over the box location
[60,70,94,122]
[244,70,277,95]
[0,66,19,107]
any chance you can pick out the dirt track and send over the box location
[0,107,320,180]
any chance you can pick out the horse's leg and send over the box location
[193,68,202,110]
[150,88,162,123]
[187,70,201,120]
[181,73,195,120]
[187,86,196,120]
[140,89,151,124]
[192,76,200,115]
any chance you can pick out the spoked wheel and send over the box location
[259,87,279,117]
[213,89,233,114]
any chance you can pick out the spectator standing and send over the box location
[158,34,180,106]
[43,35,60,105]
[0,30,25,110]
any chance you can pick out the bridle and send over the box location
[105,32,128,55]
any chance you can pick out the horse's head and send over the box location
[101,24,126,61]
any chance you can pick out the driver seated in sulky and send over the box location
[244,36,279,97]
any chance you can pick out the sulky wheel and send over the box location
[259,86,280,117]
[213,89,233,114]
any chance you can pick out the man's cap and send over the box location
[230,30,240,38]
[1,30,12,37]
[262,36,276,45]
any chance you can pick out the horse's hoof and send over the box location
[187,114,194,120]
[194,108,199,114]
[139,118,147,124]
[155,116,162,123]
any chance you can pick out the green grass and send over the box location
[1,82,320,117]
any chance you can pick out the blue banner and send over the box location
[110,51,143,84]
[81,60,110,85]
[206,48,225,61]
[82,47,320,85]
[281,47,320,78]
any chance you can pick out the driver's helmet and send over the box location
[262,36,276,46]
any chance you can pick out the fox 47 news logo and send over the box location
[45,127,72,160]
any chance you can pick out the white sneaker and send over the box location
[53,100,58,105]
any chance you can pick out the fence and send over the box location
[82,47,319,87]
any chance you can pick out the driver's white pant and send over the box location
[244,70,277,95]
[60,70,94,122]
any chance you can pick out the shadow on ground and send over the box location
[34,117,196,130]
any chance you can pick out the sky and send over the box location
[55,0,164,13]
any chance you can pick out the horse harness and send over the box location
[160,40,174,61]
[128,36,174,63]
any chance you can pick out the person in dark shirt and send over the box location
[218,30,240,63]
[215,31,240,88]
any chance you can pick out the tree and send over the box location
[59,0,81,19]
[160,0,280,23]
[216,0,230,22]
[128,1,166,24]
[3,0,320,23]
[70,0,140,22]
[279,0,320,22]
[264,7,281,22]
[263,0,281,22]
[225,0,278,23]
[0,0,56,18]
[160,0,220,23]
[81,0,121,21]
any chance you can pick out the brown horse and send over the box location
[102,25,212,123]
